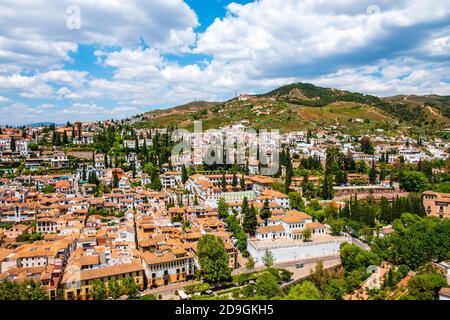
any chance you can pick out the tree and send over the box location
[289,192,305,211]
[355,160,368,173]
[52,131,61,146]
[104,153,109,169]
[91,279,107,300]
[108,278,122,299]
[130,160,136,178]
[134,137,139,153]
[344,269,367,292]
[255,272,280,299]
[226,214,248,253]
[260,199,271,225]
[321,171,334,200]
[283,280,321,300]
[217,197,228,219]
[82,165,87,181]
[245,256,255,271]
[240,196,249,219]
[360,136,374,154]
[10,137,16,152]
[262,249,275,269]
[340,243,380,273]
[379,167,387,181]
[302,228,312,242]
[335,169,347,185]
[232,173,238,188]
[41,184,56,194]
[369,160,378,184]
[122,277,139,298]
[398,170,431,192]
[112,171,119,188]
[150,176,162,191]
[0,279,48,300]
[181,164,188,184]
[328,218,345,235]
[372,213,450,269]
[301,172,315,200]
[240,175,245,190]
[194,194,199,205]
[29,232,44,242]
[284,164,293,194]
[325,278,346,300]
[88,170,99,187]
[221,172,227,191]
[62,130,69,145]
[243,203,257,236]
[197,235,231,283]
[405,273,447,300]
[309,262,330,296]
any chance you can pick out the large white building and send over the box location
[247,236,352,266]
[248,209,351,266]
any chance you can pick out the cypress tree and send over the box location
[243,203,257,236]
[240,174,245,190]
[369,160,378,184]
[232,173,238,188]
[260,199,271,226]
[221,172,227,191]
[10,137,16,152]
[181,164,188,184]
[62,130,68,145]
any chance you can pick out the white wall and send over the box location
[247,238,351,266]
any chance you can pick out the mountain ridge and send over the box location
[134,82,450,132]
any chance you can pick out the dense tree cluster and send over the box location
[91,276,140,300]
[197,235,232,284]
[372,214,450,270]
[0,279,48,300]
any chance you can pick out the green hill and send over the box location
[133,82,450,133]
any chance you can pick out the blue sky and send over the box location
[0,0,449,125]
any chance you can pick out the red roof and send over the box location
[55,180,70,189]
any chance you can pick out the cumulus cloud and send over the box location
[38,70,88,86]
[0,0,198,70]
[195,0,450,78]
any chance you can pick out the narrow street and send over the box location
[138,279,200,300]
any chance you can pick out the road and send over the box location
[138,279,200,300]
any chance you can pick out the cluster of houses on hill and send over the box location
[0,121,449,299]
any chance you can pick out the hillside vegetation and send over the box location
[134,83,450,133]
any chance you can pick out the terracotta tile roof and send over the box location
[281,210,312,223]
[256,224,285,234]
[305,222,325,229]
[63,259,144,283]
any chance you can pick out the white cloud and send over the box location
[194,0,450,78]
[0,0,198,71]
[308,58,450,96]
[39,70,88,86]
[0,74,35,89]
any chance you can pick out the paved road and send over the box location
[139,279,200,299]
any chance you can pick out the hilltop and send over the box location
[133,83,450,133]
